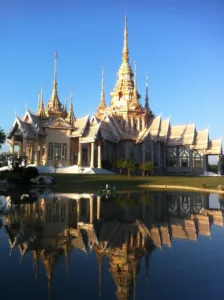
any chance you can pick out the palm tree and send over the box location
[0,128,6,149]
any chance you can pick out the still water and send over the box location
[0,189,224,300]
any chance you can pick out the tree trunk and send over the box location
[142,170,145,177]
[128,170,130,176]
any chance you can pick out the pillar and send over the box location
[34,141,38,165]
[97,142,102,168]
[89,195,94,224]
[10,136,15,154]
[151,141,154,167]
[77,198,80,223]
[97,196,101,221]
[87,143,91,166]
[90,142,95,168]
[67,138,71,166]
[23,138,27,156]
[218,155,221,175]
[142,117,145,129]
[203,154,208,173]
[78,142,82,166]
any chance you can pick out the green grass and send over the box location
[46,174,224,193]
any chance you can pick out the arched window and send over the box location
[193,150,203,168]
[179,147,190,167]
[166,147,178,167]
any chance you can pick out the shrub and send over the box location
[23,167,39,181]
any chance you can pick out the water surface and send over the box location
[0,189,224,300]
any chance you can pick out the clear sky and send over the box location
[0,0,223,159]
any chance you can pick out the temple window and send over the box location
[166,147,178,167]
[54,143,61,160]
[193,150,203,168]
[48,143,53,160]
[179,147,190,167]
[62,143,67,160]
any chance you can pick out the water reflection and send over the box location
[1,190,224,300]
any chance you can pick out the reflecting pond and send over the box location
[0,189,224,300]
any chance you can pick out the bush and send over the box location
[23,167,39,181]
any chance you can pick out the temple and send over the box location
[7,18,222,175]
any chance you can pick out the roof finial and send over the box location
[100,66,106,108]
[122,16,129,63]
[64,94,67,112]
[145,72,149,111]
[54,51,57,82]
[66,89,76,125]
[45,52,63,115]
[38,85,47,119]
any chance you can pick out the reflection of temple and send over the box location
[3,191,224,299]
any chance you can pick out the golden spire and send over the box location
[110,17,134,105]
[38,86,47,119]
[122,16,129,64]
[45,52,63,116]
[132,61,139,104]
[98,66,106,110]
[145,72,149,111]
[66,90,76,125]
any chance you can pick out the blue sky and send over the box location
[0,0,223,158]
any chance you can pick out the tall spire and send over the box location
[45,52,63,116]
[122,16,129,64]
[37,86,47,119]
[66,90,76,125]
[145,72,149,111]
[97,66,106,111]
[110,17,135,105]
[132,61,139,104]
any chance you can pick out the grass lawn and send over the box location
[48,174,224,193]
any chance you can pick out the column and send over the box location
[89,195,94,224]
[203,154,207,173]
[77,198,80,223]
[67,139,71,166]
[142,143,145,163]
[97,142,102,168]
[151,141,154,166]
[34,141,38,165]
[23,138,27,156]
[87,143,91,166]
[142,117,145,129]
[10,136,15,154]
[90,142,95,168]
[77,142,82,166]
[218,155,221,175]
[97,196,101,221]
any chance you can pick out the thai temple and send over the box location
[7,18,222,175]
[2,190,224,299]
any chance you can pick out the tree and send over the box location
[145,161,153,176]
[114,158,126,174]
[139,161,153,176]
[122,160,138,176]
[0,128,6,149]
